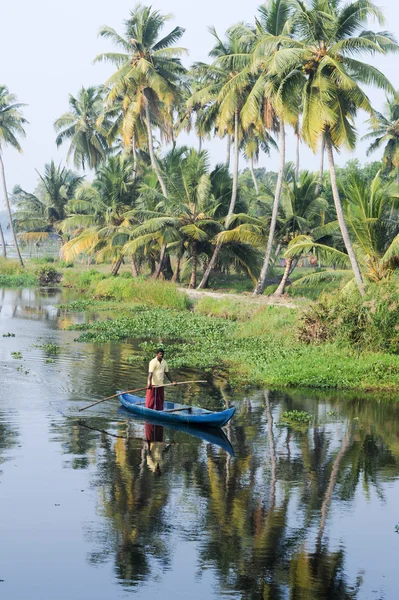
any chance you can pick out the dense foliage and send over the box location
[4,0,399,300]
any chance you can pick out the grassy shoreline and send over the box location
[2,258,399,394]
[60,292,399,395]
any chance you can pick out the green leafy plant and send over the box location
[281,410,313,425]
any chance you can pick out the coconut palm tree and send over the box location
[191,25,253,288]
[273,170,328,295]
[13,161,83,243]
[61,156,136,273]
[54,86,110,171]
[285,172,399,287]
[95,5,187,197]
[276,0,399,295]
[238,0,297,295]
[0,85,27,265]
[364,91,399,183]
[125,149,222,287]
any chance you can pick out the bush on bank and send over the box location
[299,282,399,354]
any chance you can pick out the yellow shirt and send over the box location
[149,358,169,387]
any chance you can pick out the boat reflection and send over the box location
[119,407,235,457]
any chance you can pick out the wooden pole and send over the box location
[79,380,208,412]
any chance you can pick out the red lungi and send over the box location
[145,423,164,442]
[145,386,164,410]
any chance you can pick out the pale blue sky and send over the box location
[1,0,399,208]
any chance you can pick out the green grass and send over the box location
[0,273,38,287]
[64,299,399,392]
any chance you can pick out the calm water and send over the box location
[0,288,398,600]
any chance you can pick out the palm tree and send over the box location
[13,161,83,243]
[95,5,187,197]
[192,25,253,288]
[273,170,327,295]
[280,0,398,295]
[54,86,109,171]
[240,0,297,295]
[286,172,399,287]
[0,85,27,265]
[125,149,222,287]
[364,91,399,183]
[61,156,136,273]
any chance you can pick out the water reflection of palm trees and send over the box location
[60,388,399,597]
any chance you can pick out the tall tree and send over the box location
[0,85,27,265]
[286,0,398,295]
[243,0,296,295]
[95,4,187,197]
[193,26,252,288]
[54,86,109,171]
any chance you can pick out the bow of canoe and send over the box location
[118,392,235,428]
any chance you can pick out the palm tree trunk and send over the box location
[253,120,285,296]
[273,257,292,296]
[144,99,168,198]
[132,133,137,180]
[295,132,300,181]
[198,136,202,153]
[171,253,182,283]
[250,155,259,194]
[197,110,240,290]
[315,137,325,197]
[112,257,123,276]
[130,256,138,277]
[153,244,167,279]
[226,134,231,168]
[0,154,23,266]
[325,136,365,296]
[189,244,198,288]
[0,222,6,257]
[316,429,352,551]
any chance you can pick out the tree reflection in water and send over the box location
[62,388,399,598]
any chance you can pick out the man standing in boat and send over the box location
[146,349,176,411]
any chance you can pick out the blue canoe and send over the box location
[118,408,235,456]
[118,392,235,428]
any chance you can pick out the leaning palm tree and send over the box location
[285,172,399,287]
[286,0,398,295]
[364,91,399,183]
[54,86,109,171]
[0,85,27,265]
[239,0,297,295]
[95,5,187,197]
[192,25,253,288]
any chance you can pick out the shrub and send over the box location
[57,260,74,268]
[299,283,399,353]
[36,266,62,286]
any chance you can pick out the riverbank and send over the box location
[59,291,399,394]
[3,258,399,393]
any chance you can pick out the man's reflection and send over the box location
[144,423,165,476]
